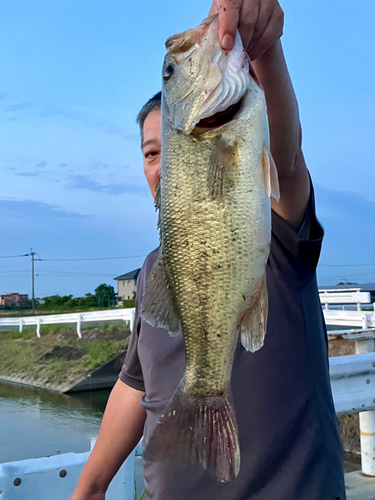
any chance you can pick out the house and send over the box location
[0,293,29,308]
[114,269,141,303]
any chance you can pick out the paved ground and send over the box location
[345,471,375,500]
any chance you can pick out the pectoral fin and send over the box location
[140,252,181,335]
[240,276,268,352]
[207,137,238,199]
[262,147,280,202]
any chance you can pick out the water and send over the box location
[0,382,110,463]
[0,381,360,478]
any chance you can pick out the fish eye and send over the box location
[163,65,174,83]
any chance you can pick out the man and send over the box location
[70,1,346,499]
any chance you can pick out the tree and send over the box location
[95,283,116,308]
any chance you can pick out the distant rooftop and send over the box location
[319,283,375,292]
[114,269,141,281]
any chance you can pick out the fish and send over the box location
[140,14,280,483]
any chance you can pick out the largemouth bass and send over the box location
[141,14,280,482]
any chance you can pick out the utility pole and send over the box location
[30,249,35,315]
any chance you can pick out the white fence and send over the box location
[0,309,136,339]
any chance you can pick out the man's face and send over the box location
[142,109,161,198]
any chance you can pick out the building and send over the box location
[0,293,29,308]
[114,269,141,303]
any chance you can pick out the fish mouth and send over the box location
[195,97,243,129]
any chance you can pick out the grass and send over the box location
[0,324,130,387]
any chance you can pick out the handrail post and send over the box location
[77,315,82,339]
[19,319,23,333]
[362,313,369,330]
[130,309,135,332]
[355,337,375,476]
[36,318,41,338]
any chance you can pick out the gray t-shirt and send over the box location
[119,187,346,500]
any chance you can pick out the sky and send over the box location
[0,0,374,298]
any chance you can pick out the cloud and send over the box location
[2,158,48,177]
[68,174,148,195]
[58,163,67,168]
[35,161,47,169]
[15,171,41,177]
[39,104,139,141]
[105,124,123,135]
[0,92,9,101]
[2,157,38,166]
[4,102,31,112]
[0,198,89,226]
[122,133,140,143]
[88,162,109,172]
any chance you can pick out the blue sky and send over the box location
[1,0,374,298]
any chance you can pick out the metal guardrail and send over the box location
[324,310,375,328]
[0,309,136,339]
[330,351,375,414]
[0,440,136,500]
[328,324,375,477]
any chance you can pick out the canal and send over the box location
[0,382,109,463]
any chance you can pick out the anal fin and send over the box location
[140,251,181,335]
[207,137,238,199]
[240,276,268,352]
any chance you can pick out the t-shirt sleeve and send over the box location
[118,271,145,392]
[268,179,324,287]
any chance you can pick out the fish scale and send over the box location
[161,106,267,395]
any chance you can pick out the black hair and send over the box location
[136,91,162,142]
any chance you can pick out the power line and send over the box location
[320,272,375,280]
[38,255,146,262]
[36,274,115,278]
[320,263,375,267]
[0,270,30,274]
[0,253,29,259]
[36,271,117,276]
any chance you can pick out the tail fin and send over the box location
[145,386,240,482]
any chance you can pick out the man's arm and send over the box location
[69,380,146,500]
[253,41,310,230]
[210,0,311,230]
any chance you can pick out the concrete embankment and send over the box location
[0,326,130,393]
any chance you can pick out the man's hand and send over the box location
[209,0,284,60]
